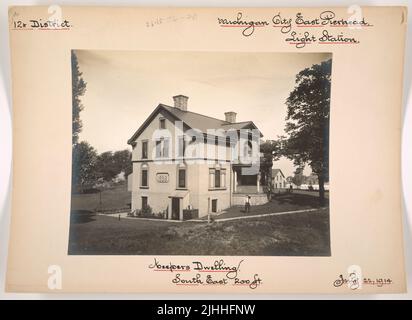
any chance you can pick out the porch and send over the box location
[232,165,266,194]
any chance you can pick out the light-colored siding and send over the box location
[130,111,232,218]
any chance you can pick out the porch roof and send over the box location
[168,190,189,199]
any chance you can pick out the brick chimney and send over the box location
[224,111,237,123]
[173,95,188,111]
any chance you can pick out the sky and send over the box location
[75,50,331,178]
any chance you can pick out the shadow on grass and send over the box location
[68,208,331,256]
[70,210,96,224]
[274,193,329,207]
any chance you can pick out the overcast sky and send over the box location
[76,50,331,177]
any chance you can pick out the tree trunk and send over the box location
[318,174,325,206]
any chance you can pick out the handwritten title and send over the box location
[149,258,263,290]
[218,11,373,48]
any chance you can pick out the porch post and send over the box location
[168,197,172,220]
[179,198,183,221]
[234,170,237,193]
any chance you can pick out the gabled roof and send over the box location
[162,104,227,133]
[272,169,285,178]
[128,104,263,144]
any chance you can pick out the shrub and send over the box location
[141,205,153,215]
[183,209,199,221]
[129,206,169,220]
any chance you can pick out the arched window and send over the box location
[140,163,149,188]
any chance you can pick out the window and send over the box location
[156,140,161,158]
[142,196,148,210]
[178,168,186,188]
[141,168,148,187]
[178,136,186,157]
[209,167,226,189]
[159,118,166,129]
[142,141,148,159]
[155,138,169,158]
[244,140,253,157]
[164,139,169,157]
[215,170,221,188]
[211,199,217,213]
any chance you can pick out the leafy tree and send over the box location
[282,59,331,204]
[94,150,132,183]
[95,151,119,182]
[72,141,98,192]
[71,51,87,145]
[113,150,132,177]
[260,140,281,186]
[291,167,305,186]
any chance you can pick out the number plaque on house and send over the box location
[156,173,169,183]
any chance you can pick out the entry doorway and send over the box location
[171,197,180,220]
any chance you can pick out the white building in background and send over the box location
[272,169,286,189]
[127,95,268,220]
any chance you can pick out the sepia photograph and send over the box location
[68,50,332,256]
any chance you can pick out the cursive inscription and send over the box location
[217,10,372,47]
[218,12,269,37]
[148,258,262,290]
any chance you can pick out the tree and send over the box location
[282,59,331,204]
[95,151,119,182]
[260,140,281,186]
[291,167,305,187]
[113,149,132,177]
[71,51,87,145]
[72,141,98,192]
[94,150,132,183]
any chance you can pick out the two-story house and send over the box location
[272,169,286,189]
[127,95,266,220]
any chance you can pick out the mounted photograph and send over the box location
[68,50,332,256]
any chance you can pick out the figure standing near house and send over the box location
[289,184,293,193]
[245,195,251,213]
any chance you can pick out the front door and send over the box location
[171,197,180,220]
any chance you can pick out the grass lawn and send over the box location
[212,193,328,220]
[68,207,330,256]
[71,183,131,213]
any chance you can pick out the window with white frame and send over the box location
[209,166,226,189]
